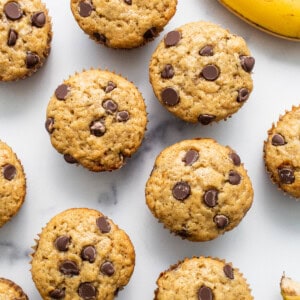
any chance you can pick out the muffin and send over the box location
[149,21,255,124]
[0,277,28,299]
[146,138,253,241]
[0,140,26,228]
[45,69,147,172]
[70,0,177,48]
[31,208,135,300]
[0,0,52,81]
[264,106,300,198]
[155,256,253,299]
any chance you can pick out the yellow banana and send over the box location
[281,274,300,300]
[218,0,300,41]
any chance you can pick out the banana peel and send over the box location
[281,274,300,300]
[218,0,300,41]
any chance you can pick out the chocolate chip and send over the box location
[59,260,79,276]
[79,1,93,17]
[201,64,220,81]
[214,214,229,229]
[105,81,117,93]
[25,52,39,68]
[198,286,213,300]
[93,32,106,44]
[4,2,22,20]
[63,154,77,164]
[31,12,46,27]
[228,170,243,185]
[45,117,54,134]
[96,216,111,233]
[240,55,255,72]
[237,88,249,102]
[143,27,157,40]
[100,262,115,276]
[172,181,191,201]
[229,153,241,166]
[183,150,199,166]
[161,64,175,79]
[78,283,96,299]
[278,166,295,184]
[124,0,132,4]
[81,246,96,263]
[49,288,65,299]
[54,236,70,252]
[203,189,218,207]
[223,264,234,279]
[102,100,118,114]
[228,170,241,185]
[116,111,130,122]
[161,87,179,106]
[55,84,69,100]
[199,45,214,56]
[3,164,16,180]
[90,120,106,137]
[198,114,216,125]
[272,134,285,146]
[7,29,18,46]
[164,30,181,47]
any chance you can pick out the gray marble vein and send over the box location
[0,241,29,262]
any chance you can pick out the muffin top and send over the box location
[264,106,300,198]
[0,0,52,81]
[155,257,253,300]
[146,138,253,241]
[46,69,147,171]
[70,0,177,48]
[31,208,135,300]
[149,21,254,124]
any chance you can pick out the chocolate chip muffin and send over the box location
[155,257,253,299]
[70,0,177,48]
[31,208,135,300]
[0,277,28,299]
[45,69,147,172]
[149,21,255,124]
[0,140,26,228]
[146,138,253,241]
[264,106,300,198]
[0,0,52,81]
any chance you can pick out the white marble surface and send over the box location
[1,0,300,299]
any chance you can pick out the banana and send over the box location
[281,274,300,300]
[218,0,300,41]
